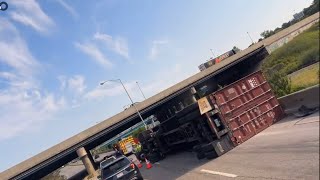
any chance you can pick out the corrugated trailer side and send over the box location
[204,71,284,147]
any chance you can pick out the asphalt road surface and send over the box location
[140,112,319,180]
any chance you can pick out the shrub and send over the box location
[267,71,291,97]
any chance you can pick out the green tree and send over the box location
[281,22,291,29]
[232,46,241,53]
[303,0,320,16]
[260,0,319,40]
[260,30,274,39]
[131,127,146,138]
[267,71,291,97]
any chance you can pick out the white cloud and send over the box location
[0,90,66,140]
[75,42,113,68]
[94,32,129,59]
[56,0,79,19]
[57,75,67,90]
[58,75,86,94]
[84,63,195,103]
[0,19,65,141]
[0,72,18,81]
[139,63,197,97]
[9,0,55,33]
[85,81,136,100]
[149,39,169,60]
[67,75,86,94]
[0,18,39,86]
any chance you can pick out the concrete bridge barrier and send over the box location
[278,85,319,114]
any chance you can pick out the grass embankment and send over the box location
[289,62,319,92]
[262,22,320,97]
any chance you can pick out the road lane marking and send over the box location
[200,169,238,178]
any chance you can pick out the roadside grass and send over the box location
[262,22,319,75]
[289,62,319,92]
[262,22,319,97]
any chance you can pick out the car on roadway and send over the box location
[99,155,143,180]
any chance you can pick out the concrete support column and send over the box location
[76,147,95,176]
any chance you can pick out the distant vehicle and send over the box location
[117,136,137,155]
[123,102,140,110]
[198,47,240,71]
[94,154,100,159]
[99,156,143,180]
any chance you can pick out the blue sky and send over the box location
[0,0,313,172]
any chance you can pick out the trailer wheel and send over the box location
[148,152,161,163]
[196,152,206,160]
[201,143,214,152]
[205,151,217,159]
[138,130,152,142]
[192,145,201,152]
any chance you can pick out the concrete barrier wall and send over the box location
[263,12,319,53]
[265,18,319,53]
[278,85,319,113]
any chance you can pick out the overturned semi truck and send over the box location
[137,71,284,162]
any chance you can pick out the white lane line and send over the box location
[200,169,238,178]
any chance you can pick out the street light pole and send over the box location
[210,49,216,58]
[100,79,148,129]
[247,32,254,44]
[136,81,146,100]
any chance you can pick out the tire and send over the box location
[137,173,144,180]
[135,152,142,161]
[148,152,161,163]
[138,130,152,142]
[205,151,217,159]
[201,143,214,152]
[140,153,146,160]
[196,152,206,160]
[146,143,154,150]
[192,145,201,152]
[160,152,166,159]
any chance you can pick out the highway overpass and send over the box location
[1,12,318,180]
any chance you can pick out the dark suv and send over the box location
[99,156,143,180]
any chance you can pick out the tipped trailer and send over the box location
[137,71,284,162]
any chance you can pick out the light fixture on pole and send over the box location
[136,81,146,100]
[100,79,148,129]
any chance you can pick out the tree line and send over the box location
[259,0,319,41]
